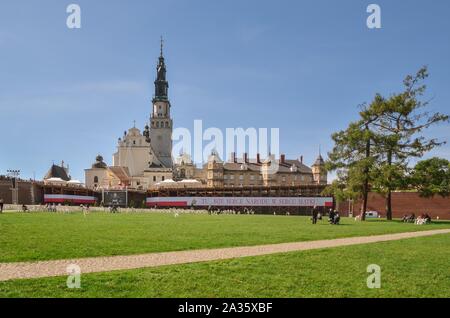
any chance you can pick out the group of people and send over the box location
[402,213,432,225]
[311,206,340,225]
[45,203,59,212]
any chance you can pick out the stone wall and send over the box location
[0,181,42,205]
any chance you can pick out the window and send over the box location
[230,175,235,180]
[156,122,160,128]
[239,175,244,181]
[162,176,165,181]
[250,175,255,181]
[153,176,156,182]
[282,176,286,182]
[133,140,136,145]
[94,176,99,183]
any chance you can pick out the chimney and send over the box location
[244,153,248,163]
[257,153,261,164]
[280,154,286,164]
[300,156,303,164]
[231,152,237,163]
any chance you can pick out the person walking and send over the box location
[311,206,319,224]
[0,198,4,213]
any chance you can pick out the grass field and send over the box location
[1,212,449,263]
[1,233,448,298]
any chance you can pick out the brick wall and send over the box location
[337,192,450,220]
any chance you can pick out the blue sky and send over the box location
[1,0,449,181]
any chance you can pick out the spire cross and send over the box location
[133,120,136,128]
[160,36,164,56]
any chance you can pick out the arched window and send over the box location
[165,121,169,128]
[156,122,160,128]
[94,176,99,183]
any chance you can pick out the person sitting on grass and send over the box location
[328,208,335,223]
[22,204,28,212]
[333,212,341,225]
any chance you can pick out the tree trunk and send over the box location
[386,149,393,220]
[386,190,392,220]
[361,125,371,221]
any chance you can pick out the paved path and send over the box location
[1,229,449,282]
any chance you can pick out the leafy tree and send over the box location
[326,67,448,221]
[326,111,381,220]
[410,157,450,198]
[361,67,448,220]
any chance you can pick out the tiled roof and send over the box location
[44,165,70,181]
[109,166,131,182]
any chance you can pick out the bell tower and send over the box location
[312,148,327,185]
[148,37,173,168]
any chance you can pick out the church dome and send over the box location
[92,155,107,169]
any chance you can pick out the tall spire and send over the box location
[153,37,169,101]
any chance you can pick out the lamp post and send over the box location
[7,169,20,205]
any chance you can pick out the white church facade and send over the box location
[84,41,327,190]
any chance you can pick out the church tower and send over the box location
[148,37,173,168]
[312,151,327,185]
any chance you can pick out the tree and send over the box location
[361,67,448,220]
[326,110,382,221]
[410,157,450,198]
[326,67,448,221]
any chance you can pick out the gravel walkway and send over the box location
[1,229,449,282]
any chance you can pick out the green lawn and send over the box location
[0,212,449,263]
[1,234,448,298]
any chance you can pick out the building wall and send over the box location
[337,192,450,220]
[143,170,173,188]
[85,168,112,189]
[0,181,42,205]
[214,170,314,188]
[114,146,151,177]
